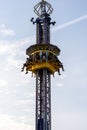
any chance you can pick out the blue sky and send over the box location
[0,0,87,130]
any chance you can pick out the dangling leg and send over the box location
[21,63,27,72]
[61,64,64,71]
[58,69,61,75]
[25,71,28,74]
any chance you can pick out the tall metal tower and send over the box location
[22,0,64,130]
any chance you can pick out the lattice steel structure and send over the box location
[22,1,64,130]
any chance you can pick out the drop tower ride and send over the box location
[22,0,64,130]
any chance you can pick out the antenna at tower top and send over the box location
[34,0,53,17]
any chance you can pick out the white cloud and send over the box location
[59,74,67,79]
[0,41,12,54]
[0,24,15,36]
[0,114,34,130]
[53,111,87,130]
[22,109,31,112]
[52,14,87,32]
[16,99,34,106]
[57,83,64,87]
[0,79,7,87]
[0,36,35,55]
[6,56,23,68]
[0,36,35,72]
[29,92,35,97]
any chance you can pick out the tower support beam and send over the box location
[22,1,64,130]
[36,69,51,130]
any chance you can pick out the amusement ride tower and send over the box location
[22,0,64,130]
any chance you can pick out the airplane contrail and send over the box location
[52,14,87,32]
